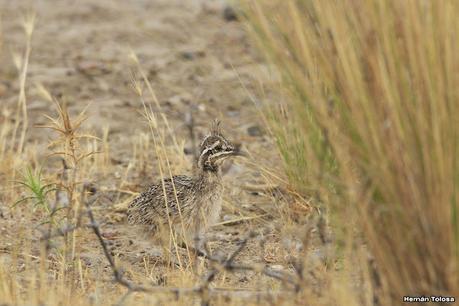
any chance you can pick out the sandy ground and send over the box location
[0,0,316,303]
[2,0,273,143]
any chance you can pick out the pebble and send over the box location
[183,147,194,155]
[239,276,249,283]
[223,5,238,22]
[223,214,235,222]
[181,51,194,60]
[271,264,284,271]
[197,103,206,112]
[247,125,264,137]
[180,50,205,61]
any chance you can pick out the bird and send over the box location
[127,120,244,247]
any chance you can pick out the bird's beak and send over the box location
[234,149,248,157]
[230,144,248,157]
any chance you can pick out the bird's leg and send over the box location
[193,234,210,258]
[180,241,208,258]
[178,235,209,259]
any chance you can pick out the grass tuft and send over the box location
[243,0,459,304]
[14,167,54,215]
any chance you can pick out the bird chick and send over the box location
[127,120,243,245]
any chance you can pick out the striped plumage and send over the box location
[127,120,242,241]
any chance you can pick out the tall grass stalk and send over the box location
[243,0,459,303]
[11,13,35,155]
[129,51,193,270]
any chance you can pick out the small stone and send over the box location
[247,125,264,137]
[183,147,194,155]
[122,100,132,107]
[227,110,239,117]
[148,68,158,79]
[181,51,194,60]
[197,104,206,112]
[223,5,238,22]
[271,264,284,271]
[226,105,240,117]
[85,183,97,195]
[180,50,205,61]
[239,276,249,283]
[223,214,234,222]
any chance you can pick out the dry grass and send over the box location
[0,12,319,306]
[7,0,455,305]
[243,0,459,304]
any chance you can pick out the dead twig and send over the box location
[40,224,81,242]
[198,231,300,306]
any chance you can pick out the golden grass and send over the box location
[243,0,459,304]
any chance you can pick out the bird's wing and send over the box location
[127,175,194,225]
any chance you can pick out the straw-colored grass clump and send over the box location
[244,0,459,304]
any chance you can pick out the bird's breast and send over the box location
[197,182,223,228]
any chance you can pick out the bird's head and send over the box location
[197,120,244,172]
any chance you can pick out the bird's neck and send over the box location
[195,165,221,183]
